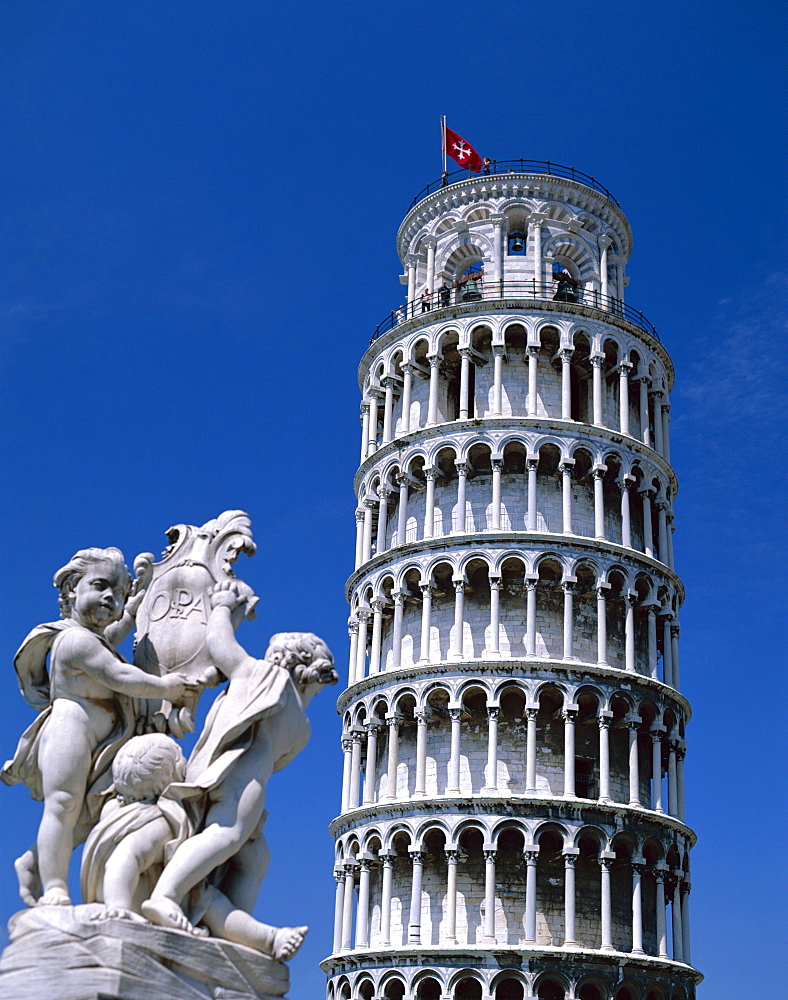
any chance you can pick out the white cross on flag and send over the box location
[443,125,482,172]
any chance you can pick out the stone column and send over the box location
[662,614,674,687]
[563,707,577,797]
[423,467,437,539]
[650,729,664,812]
[671,623,682,691]
[631,860,645,954]
[391,590,405,670]
[354,508,366,569]
[361,499,375,564]
[655,867,669,958]
[406,254,417,315]
[628,720,641,806]
[662,401,672,462]
[527,345,539,416]
[640,490,654,557]
[483,850,497,943]
[638,377,651,446]
[451,578,465,658]
[667,513,676,570]
[667,739,679,817]
[618,360,632,435]
[445,849,459,943]
[526,456,539,530]
[454,460,468,533]
[598,712,612,803]
[355,857,371,948]
[332,869,345,953]
[600,855,614,950]
[651,389,664,455]
[525,707,538,794]
[367,389,381,458]
[681,881,692,964]
[427,355,441,426]
[400,363,413,435]
[340,736,353,813]
[488,576,501,657]
[379,852,394,946]
[459,348,472,420]
[563,850,579,945]
[447,707,462,795]
[560,349,573,420]
[625,591,637,672]
[596,583,609,665]
[348,729,364,810]
[525,577,538,656]
[484,707,500,794]
[414,710,429,797]
[591,355,604,426]
[619,475,633,547]
[562,580,575,660]
[531,217,543,287]
[646,604,658,679]
[560,460,574,533]
[407,851,424,944]
[425,238,436,298]
[599,236,610,304]
[492,215,503,291]
[341,863,356,951]
[369,598,384,675]
[524,849,539,942]
[385,716,399,801]
[676,742,686,821]
[593,466,606,539]
[492,346,505,415]
[671,875,684,962]
[419,583,432,663]
[381,377,397,444]
[395,474,409,546]
[355,608,369,682]
[347,619,360,687]
[360,401,370,464]
[362,723,380,806]
[376,487,390,555]
[491,458,502,529]
[656,501,669,563]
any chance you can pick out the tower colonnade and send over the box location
[324,165,700,1000]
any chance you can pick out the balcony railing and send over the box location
[408,159,619,210]
[372,280,659,342]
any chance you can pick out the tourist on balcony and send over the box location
[439,282,451,307]
[482,157,491,175]
[420,288,432,312]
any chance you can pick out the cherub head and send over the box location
[53,547,133,627]
[264,632,338,688]
[111,734,187,804]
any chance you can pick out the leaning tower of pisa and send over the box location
[323,161,701,1000]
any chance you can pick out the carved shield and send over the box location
[133,510,256,735]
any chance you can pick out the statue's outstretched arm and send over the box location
[205,585,256,678]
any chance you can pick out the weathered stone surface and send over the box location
[0,905,289,1000]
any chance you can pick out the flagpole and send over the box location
[441,115,447,175]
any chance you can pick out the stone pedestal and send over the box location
[0,905,289,1000]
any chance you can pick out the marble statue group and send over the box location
[0,511,336,998]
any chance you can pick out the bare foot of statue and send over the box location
[91,906,147,924]
[14,850,41,908]
[37,886,71,906]
[141,896,209,936]
[272,925,308,961]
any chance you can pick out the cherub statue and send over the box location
[1,547,202,907]
[80,734,307,962]
[140,581,338,940]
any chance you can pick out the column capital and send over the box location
[376,485,393,501]
[424,466,438,482]
[445,848,459,863]
[454,459,469,474]
[449,707,462,723]
[483,849,497,862]
[595,581,611,596]
[592,464,607,479]
[561,707,579,722]
[405,253,419,267]
[487,706,500,721]
[631,859,647,875]
[526,344,540,360]
[597,714,611,730]
[618,359,633,374]
[386,715,400,730]
[597,234,613,249]
[360,399,371,414]
[408,849,424,862]
[524,576,538,592]
[392,589,406,606]
[562,849,580,866]
[559,348,574,363]
[427,353,443,369]
[526,455,539,470]
[490,213,505,229]
[626,717,642,733]
[562,577,577,593]
[618,473,636,490]
[528,213,545,226]
[559,458,575,473]
[591,354,604,368]
[488,575,502,590]
[341,736,353,752]
[523,848,539,865]
[415,709,430,725]
[365,720,382,735]
[422,236,437,250]
[355,507,366,523]
[491,457,503,471]
[524,706,538,722]
[452,577,466,593]
[347,620,360,636]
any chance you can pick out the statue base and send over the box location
[0,904,289,1000]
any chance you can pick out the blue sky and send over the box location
[0,2,784,995]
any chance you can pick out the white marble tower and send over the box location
[323,161,700,1000]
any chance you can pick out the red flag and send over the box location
[443,125,482,172]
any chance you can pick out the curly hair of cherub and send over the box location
[53,546,132,618]
[264,631,332,671]
[111,734,186,803]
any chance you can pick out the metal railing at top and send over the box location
[408,159,620,210]
[371,279,659,343]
